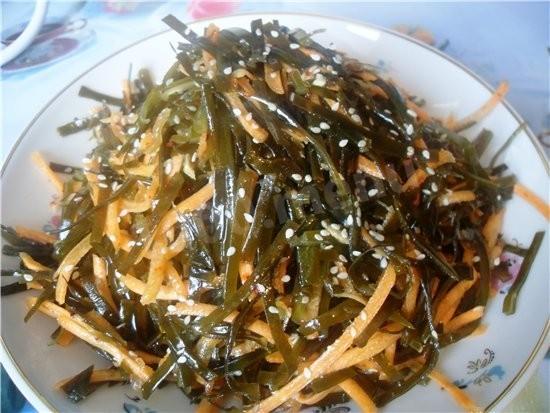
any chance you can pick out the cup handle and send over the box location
[0,0,49,66]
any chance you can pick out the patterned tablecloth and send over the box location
[1,1,548,412]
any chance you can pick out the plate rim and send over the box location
[1,11,548,413]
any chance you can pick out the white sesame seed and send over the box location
[426,167,436,175]
[310,53,321,61]
[164,159,173,175]
[442,197,450,206]
[312,74,327,87]
[285,228,295,239]
[472,256,481,263]
[350,326,357,337]
[406,124,414,135]
[407,109,418,118]
[323,245,334,250]
[268,305,278,314]
[136,227,144,234]
[270,30,279,38]
[98,183,108,188]
[224,210,233,219]
[332,54,342,64]
[167,304,177,313]
[304,367,312,379]
[128,127,138,135]
[244,213,254,223]
[82,157,91,164]
[191,152,198,162]
[406,146,415,157]
[244,113,253,122]
[352,250,361,257]
[97,174,106,181]
[291,173,303,182]
[233,370,242,376]
[422,150,430,160]
[223,67,232,75]
[330,266,339,274]
[431,182,439,192]
[380,257,388,268]
[422,189,432,195]
[23,273,34,282]
[368,188,379,197]
[351,114,362,124]
[337,271,348,280]
[320,229,330,237]
[339,139,349,148]
[270,72,278,79]
[289,43,300,50]
[416,253,426,260]
[330,223,341,230]
[309,126,321,134]
[188,105,197,112]
[319,121,330,130]
[360,311,367,321]
[267,102,277,111]
[282,275,291,283]
[314,234,323,241]
[255,28,262,36]
[238,188,246,198]
[184,315,191,325]
[304,174,313,183]
[177,355,187,363]
[227,246,236,257]
[173,114,180,124]
[232,108,242,116]
[494,257,501,266]
[339,254,348,263]
[330,101,340,111]
[369,230,385,242]
[358,140,367,148]
[356,217,362,226]
[301,295,310,304]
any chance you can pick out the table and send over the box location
[1,1,548,412]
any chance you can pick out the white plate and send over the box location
[1,12,549,413]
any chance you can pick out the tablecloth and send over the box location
[1,1,548,412]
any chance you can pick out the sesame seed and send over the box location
[270,30,279,38]
[245,113,253,121]
[358,140,367,148]
[337,271,348,280]
[442,197,450,206]
[164,159,173,175]
[282,275,291,283]
[352,250,361,257]
[82,157,91,163]
[426,167,436,175]
[255,28,262,36]
[431,182,439,192]
[416,253,426,260]
[98,183,108,188]
[285,228,295,239]
[173,114,180,124]
[309,126,321,134]
[184,315,191,325]
[330,266,339,274]
[330,101,340,111]
[332,54,342,64]
[494,257,501,266]
[177,355,187,363]
[291,173,303,182]
[23,273,34,282]
[356,217,362,226]
[314,234,323,241]
[244,213,254,223]
[301,295,310,304]
[270,72,278,78]
[351,114,362,124]
[422,189,432,195]
[350,326,357,338]
[267,102,277,111]
[369,230,385,242]
[422,150,430,159]
[97,174,106,181]
[406,146,415,157]
[319,121,330,130]
[191,152,198,162]
[310,53,321,61]
[223,67,232,75]
[233,370,242,376]
[323,245,334,250]
[289,43,300,50]
[268,305,278,314]
[224,210,232,219]
[339,139,349,148]
[339,254,348,263]
[165,78,174,86]
[312,74,327,87]
[304,367,312,379]
[232,108,242,117]
[227,246,236,257]
[238,188,246,198]
[380,257,388,268]
[406,124,414,135]
[320,229,330,237]
[167,305,177,313]
[304,174,313,183]
[407,109,417,118]
[345,215,353,226]
[128,127,138,135]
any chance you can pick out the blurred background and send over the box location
[1,1,548,412]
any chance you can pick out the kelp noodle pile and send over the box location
[3,15,547,412]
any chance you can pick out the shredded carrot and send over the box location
[402,267,421,319]
[482,210,504,251]
[357,155,384,179]
[436,190,476,207]
[435,272,478,325]
[514,183,550,220]
[53,328,75,347]
[339,378,378,413]
[55,234,92,305]
[31,152,64,195]
[92,255,117,311]
[427,368,482,412]
[20,252,51,272]
[15,226,56,244]
[449,81,509,132]
[196,398,220,413]
[122,274,187,301]
[444,306,484,333]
